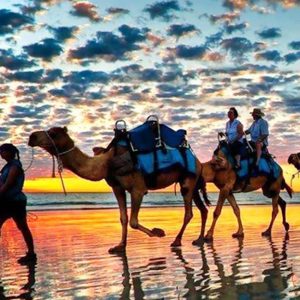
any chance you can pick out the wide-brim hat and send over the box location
[250,108,265,116]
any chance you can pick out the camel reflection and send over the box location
[115,252,166,300]
[171,234,295,299]
[0,260,36,300]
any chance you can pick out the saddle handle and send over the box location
[115,120,127,131]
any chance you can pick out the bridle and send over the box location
[44,130,76,195]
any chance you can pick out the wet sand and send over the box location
[1,204,300,299]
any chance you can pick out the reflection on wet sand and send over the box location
[1,207,300,299]
[171,234,298,299]
[0,260,36,300]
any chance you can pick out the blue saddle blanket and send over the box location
[237,157,281,180]
[136,148,196,175]
[129,122,186,152]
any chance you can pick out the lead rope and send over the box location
[290,171,300,188]
[44,131,68,196]
[23,148,35,173]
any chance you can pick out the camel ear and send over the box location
[63,126,68,133]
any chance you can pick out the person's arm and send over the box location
[258,120,269,142]
[0,165,20,194]
[237,123,244,140]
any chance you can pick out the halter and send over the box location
[44,130,76,195]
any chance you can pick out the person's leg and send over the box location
[13,216,35,255]
[0,217,8,237]
[255,141,262,166]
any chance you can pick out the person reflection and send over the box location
[0,260,36,299]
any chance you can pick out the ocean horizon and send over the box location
[25,191,300,211]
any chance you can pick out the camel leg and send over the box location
[278,196,290,232]
[227,194,244,238]
[171,184,194,247]
[192,190,208,245]
[129,189,165,238]
[109,186,128,254]
[204,189,228,242]
[262,194,279,236]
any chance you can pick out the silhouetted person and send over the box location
[0,143,36,264]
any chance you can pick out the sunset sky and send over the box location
[0,0,299,192]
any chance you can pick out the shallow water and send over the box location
[1,206,300,299]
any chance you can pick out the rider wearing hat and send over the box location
[245,108,269,166]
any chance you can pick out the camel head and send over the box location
[288,153,300,170]
[28,126,75,157]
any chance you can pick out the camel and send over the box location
[28,126,209,253]
[288,153,300,171]
[202,141,292,241]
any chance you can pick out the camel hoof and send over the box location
[152,228,165,237]
[261,230,271,237]
[204,236,213,243]
[108,245,126,254]
[192,238,204,246]
[232,232,244,239]
[170,240,181,247]
[283,222,290,232]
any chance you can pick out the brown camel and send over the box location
[28,127,209,253]
[288,153,300,171]
[202,142,292,241]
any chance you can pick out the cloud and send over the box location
[255,50,282,62]
[71,1,100,22]
[48,26,78,42]
[224,22,248,34]
[167,24,200,39]
[289,41,300,50]
[144,0,180,21]
[65,70,110,84]
[0,9,33,35]
[118,24,149,43]
[257,27,281,39]
[172,44,207,60]
[69,28,146,62]
[284,51,300,64]
[106,7,129,16]
[6,69,44,82]
[156,83,199,98]
[205,31,224,47]
[221,37,253,62]
[207,12,240,24]
[0,49,35,70]
[23,38,63,61]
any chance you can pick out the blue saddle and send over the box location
[117,121,196,176]
[136,148,196,175]
[219,144,281,180]
[128,122,186,152]
[237,157,281,180]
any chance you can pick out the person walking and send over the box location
[0,143,36,264]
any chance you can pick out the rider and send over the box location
[224,107,244,169]
[245,108,269,166]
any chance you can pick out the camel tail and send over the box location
[282,178,293,198]
[196,176,211,206]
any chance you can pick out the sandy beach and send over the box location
[1,204,300,299]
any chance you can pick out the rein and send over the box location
[290,170,300,187]
[44,130,76,196]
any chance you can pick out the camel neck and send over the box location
[59,147,112,181]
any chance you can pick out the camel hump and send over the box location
[93,147,106,155]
